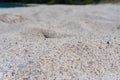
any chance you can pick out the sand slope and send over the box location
[0,4,120,80]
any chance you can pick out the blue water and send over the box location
[0,3,27,8]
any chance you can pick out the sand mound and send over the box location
[0,4,120,80]
[0,14,27,23]
[17,27,74,42]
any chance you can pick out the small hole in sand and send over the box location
[40,28,73,39]
[117,26,120,30]
[43,34,49,38]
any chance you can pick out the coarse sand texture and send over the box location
[0,4,120,80]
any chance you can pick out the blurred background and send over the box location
[0,0,120,4]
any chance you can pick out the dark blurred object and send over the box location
[0,3,28,8]
[100,0,120,3]
[0,0,119,4]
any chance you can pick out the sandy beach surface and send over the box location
[0,4,120,80]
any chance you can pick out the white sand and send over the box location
[0,4,120,80]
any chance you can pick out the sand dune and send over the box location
[0,4,120,80]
